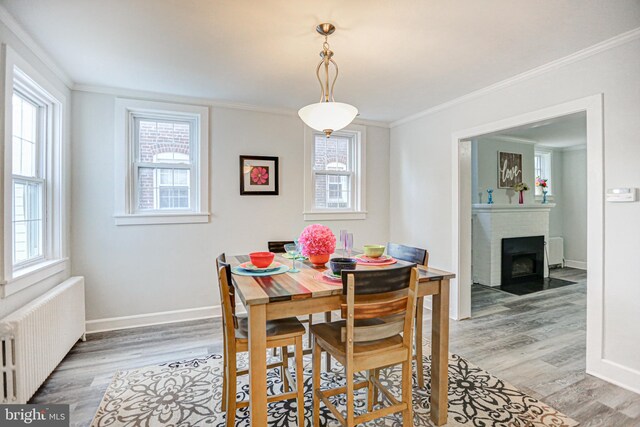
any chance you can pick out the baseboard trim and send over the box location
[587,358,640,395]
[565,260,587,270]
[86,305,227,334]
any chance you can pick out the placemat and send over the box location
[355,257,398,266]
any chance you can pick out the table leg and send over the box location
[430,279,450,426]
[248,304,267,427]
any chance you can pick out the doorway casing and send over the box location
[450,94,604,380]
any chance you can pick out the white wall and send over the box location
[548,148,564,238]
[71,90,390,324]
[561,148,587,263]
[0,20,71,318]
[471,138,535,204]
[390,38,640,388]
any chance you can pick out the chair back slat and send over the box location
[340,316,405,343]
[340,295,408,320]
[386,242,428,266]
[342,266,419,350]
[216,253,238,332]
[268,240,295,253]
[340,265,414,295]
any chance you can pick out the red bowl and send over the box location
[249,252,275,268]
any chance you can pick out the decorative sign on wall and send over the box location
[239,155,279,195]
[498,152,523,188]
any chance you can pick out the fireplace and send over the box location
[501,236,544,286]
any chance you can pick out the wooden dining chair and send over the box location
[267,241,333,370]
[267,240,295,254]
[311,266,419,427]
[216,254,306,427]
[386,243,429,388]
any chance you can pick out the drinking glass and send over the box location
[346,233,354,258]
[284,243,301,273]
[340,229,348,257]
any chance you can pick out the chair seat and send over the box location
[235,314,306,342]
[311,320,404,359]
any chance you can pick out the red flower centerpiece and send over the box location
[298,224,336,267]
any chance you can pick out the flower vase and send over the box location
[309,253,330,267]
[518,190,524,204]
[542,190,548,204]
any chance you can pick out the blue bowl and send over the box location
[329,258,358,276]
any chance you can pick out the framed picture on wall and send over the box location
[239,155,279,195]
[497,151,523,188]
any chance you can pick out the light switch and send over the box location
[606,188,637,202]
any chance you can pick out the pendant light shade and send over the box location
[298,102,358,136]
[298,23,357,137]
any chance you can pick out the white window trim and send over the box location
[1,45,69,298]
[303,124,367,221]
[114,98,209,225]
[534,147,554,200]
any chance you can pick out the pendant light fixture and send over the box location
[298,23,358,137]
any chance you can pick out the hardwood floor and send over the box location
[31,267,639,426]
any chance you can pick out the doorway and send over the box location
[450,94,604,374]
[466,111,588,313]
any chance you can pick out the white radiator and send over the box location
[547,237,564,267]
[0,276,85,404]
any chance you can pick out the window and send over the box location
[2,47,68,298]
[114,99,209,225]
[12,92,44,267]
[534,150,552,196]
[304,125,366,220]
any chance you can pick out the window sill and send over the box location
[1,258,69,298]
[114,212,210,226]
[303,211,367,221]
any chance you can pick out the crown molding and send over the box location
[390,26,640,128]
[561,144,587,152]
[73,83,390,128]
[477,135,537,145]
[0,4,73,88]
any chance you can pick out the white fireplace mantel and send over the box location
[472,203,556,213]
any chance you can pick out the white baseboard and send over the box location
[86,305,224,334]
[565,260,587,270]
[587,358,640,395]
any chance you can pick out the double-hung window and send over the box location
[304,125,366,220]
[12,91,45,267]
[534,150,553,196]
[2,49,68,298]
[134,118,194,212]
[114,99,209,225]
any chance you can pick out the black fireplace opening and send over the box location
[501,236,544,287]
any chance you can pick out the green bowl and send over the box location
[363,245,385,258]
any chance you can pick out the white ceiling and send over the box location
[2,1,639,122]
[482,111,587,148]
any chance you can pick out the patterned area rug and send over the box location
[92,351,578,426]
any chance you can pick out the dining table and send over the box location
[228,252,456,426]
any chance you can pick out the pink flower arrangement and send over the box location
[298,224,336,257]
[535,177,548,188]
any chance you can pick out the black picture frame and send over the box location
[239,155,279,196]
